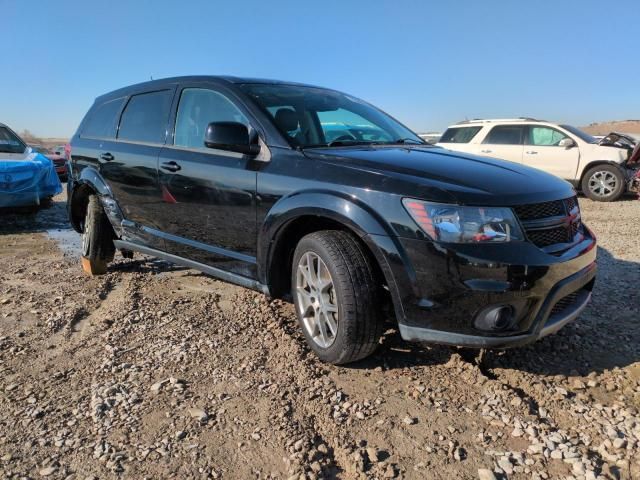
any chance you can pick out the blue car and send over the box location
[0,123,62,208]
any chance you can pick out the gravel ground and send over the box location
[0,192,638,480]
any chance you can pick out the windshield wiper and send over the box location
[300,140,378,149]
[391,138,425,145]
[327,140,378,147]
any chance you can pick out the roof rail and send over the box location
[455,117,545,125]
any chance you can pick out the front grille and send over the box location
[550,291,580,317]
[513,196,582,251]
[527,226,572,247]
[513,200,564,220]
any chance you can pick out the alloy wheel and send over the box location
[588,170,617,198]
[295,251,339,348]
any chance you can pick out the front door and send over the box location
[157,85,258,278]
[523,125,580,180]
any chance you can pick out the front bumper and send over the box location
[629,168,640,194]
[398,263,595,348]
[370,227,597,349]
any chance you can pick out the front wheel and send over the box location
[81,195,115,275]
[582,165,625,202]
[291,231,384,365]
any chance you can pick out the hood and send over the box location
[303,145,575,206]
[598,132,636,150]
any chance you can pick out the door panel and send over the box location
[100,140,167,249]
[477,144,524,164]
[523,147,580,180]
[157,146,257,277]
[156,85,258,278]
[524,126,580,180]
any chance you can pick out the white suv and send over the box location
[437,118,640,201]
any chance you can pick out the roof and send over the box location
[454,118,546,125]
[96,75,324,102]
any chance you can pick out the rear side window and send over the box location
[483,125,524,145]
[440,126,482,143]
[81,98,125,139]
[118,90,173,144]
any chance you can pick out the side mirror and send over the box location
[204,122,260,156]
[558,138,576,149]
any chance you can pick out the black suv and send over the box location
[67,76,597,364]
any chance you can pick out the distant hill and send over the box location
[580,120,640,135]
[19,130,68,149]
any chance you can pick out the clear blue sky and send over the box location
[4,0,639,138]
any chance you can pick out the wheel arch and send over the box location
[259,191,406,321]
[579,160,625,187]
[68,167,114,233]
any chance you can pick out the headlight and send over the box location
[402,199,524,243]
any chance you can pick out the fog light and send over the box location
[474,305,514,332]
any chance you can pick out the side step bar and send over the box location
[113,240,269,295]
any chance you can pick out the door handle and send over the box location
[160,161,181,173]
[100,152,114,161]
[480,149,492,154]
[525,151,538,155]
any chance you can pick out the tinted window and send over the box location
[240,83,423,147]
[81,97,125,139]
[529,126,567,146]
[0,126,26,154]
[483,125,524,145]
[174,88,248,149]
[440,126,482,143]
[118,90,173,144]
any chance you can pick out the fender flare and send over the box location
[68,167,117,232]
[258,190,414,321]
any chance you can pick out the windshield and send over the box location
[0,126,27,154]
[239,83,424,148]
[560,124,597,144]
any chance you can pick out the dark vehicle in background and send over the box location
[67,76,597,364]
[29,145,68,181]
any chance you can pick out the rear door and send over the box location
[437,126,483,153]
[478,124,525,163]
[101,89,175,248]
[156,83,258,278]
[523,125,580,180]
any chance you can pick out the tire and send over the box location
[291,230,384,364]
[581,165,625,202]
[81,195,115,275]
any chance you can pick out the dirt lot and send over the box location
[0,192,638,480]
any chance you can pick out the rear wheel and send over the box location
[582,165,625,202]
[81,195,115,275]
[291,231,384,365]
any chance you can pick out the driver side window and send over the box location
[174,88,248,149]
[529,126,568,146]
